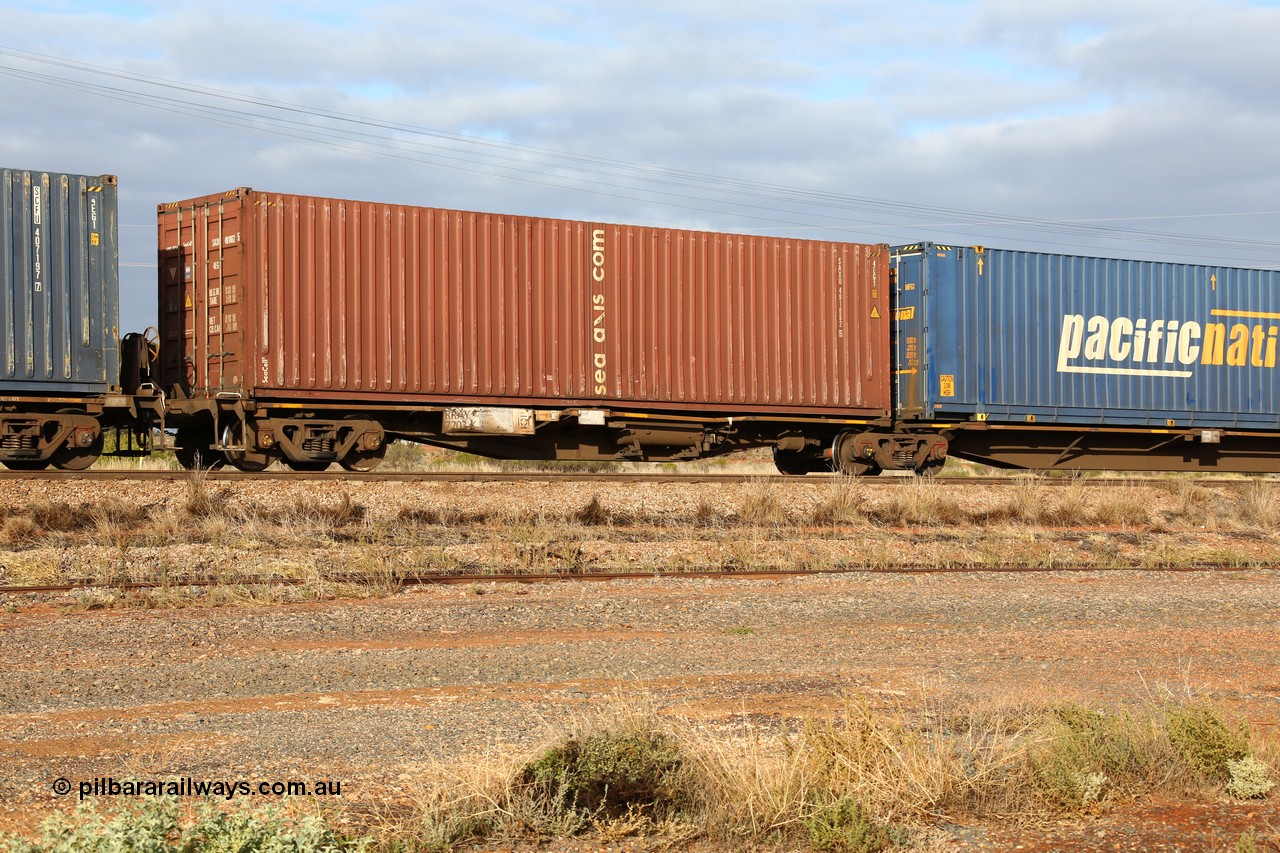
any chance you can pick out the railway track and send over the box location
[0,469,1270,487]
[3,563,1275,596]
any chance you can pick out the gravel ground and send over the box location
[1,476,1279,849]
[2,567,1279,850]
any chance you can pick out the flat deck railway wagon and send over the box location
[157,188,932,473]
[891,243,1280,473]
[0,168,160,471]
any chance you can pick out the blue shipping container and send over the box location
[1,168,119,395]
[892,243,1280,429]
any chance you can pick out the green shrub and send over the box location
[184,803,355,852]
[804,795,902,852]
[1028,703,1162,811]
[3,797,360,853]
[6,797,182,853]
[1164,701,1251,783]
[1226,756,1275,800]
[518,725,689,829]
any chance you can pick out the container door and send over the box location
[159,196,247,395]
[891,245,929,418]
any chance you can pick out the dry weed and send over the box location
[813,479,869,526]
[874,480,968,527]
[1004,477,1051,525]
[397,505,493,527]
[1092,484,1152,528]
[369,757,517,851]
[738,480,789,526]
[575,494,630,526]
[688,724,817,842]
[1165,480,1230,529]
[183,468,219,518]
[691,498,724,528]
[1237,481,1280,529]
[0,515,42,546]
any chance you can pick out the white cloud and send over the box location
[1,0,1278,331]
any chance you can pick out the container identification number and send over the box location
[31,186,42,292]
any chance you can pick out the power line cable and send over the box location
[1,45,1277,264]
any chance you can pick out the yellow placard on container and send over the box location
[939,374,955,397]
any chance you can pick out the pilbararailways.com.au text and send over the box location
[52,776,343,801]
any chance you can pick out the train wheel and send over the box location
[340,444,385,473]
[51,441,102,471]
[228,454,270,472]
[175,427,225,470]
[3,459,50,471]
[832,432,881,477]
[227,452,271,473]
[50,426,103,471]
[339,417,386,473]
[223,422,271,472]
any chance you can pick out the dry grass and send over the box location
[574,493,635,526]
[738,479,790,526]
[1091,483,1153,528]
[691,497,725,528]
[813,479,870,526]
[5,473,1280,593]
[3,690,1274,851]
[1238,481,1280,529]
[335,691,1278,851]
[873,479,970,526]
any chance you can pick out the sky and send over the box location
[2,0,1279,332]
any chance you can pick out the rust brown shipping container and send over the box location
[157,188,891,417]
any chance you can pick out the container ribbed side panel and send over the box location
[1,168,117,394]
[160,189,890,416]
[894,243,1280,428]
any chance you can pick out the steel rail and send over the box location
[0,469,1269,487]
[2,564,1275,596]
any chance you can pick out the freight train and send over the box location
[4,167,1280,475]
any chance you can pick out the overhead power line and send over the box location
[0,44,1277,265]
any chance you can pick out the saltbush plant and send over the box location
[1227,756,1276,800]
[3,798,360,853]
[518,722,690,831]
[1027,703,1167,811]
[803,795,903,853]
[1164,701,1251,784]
